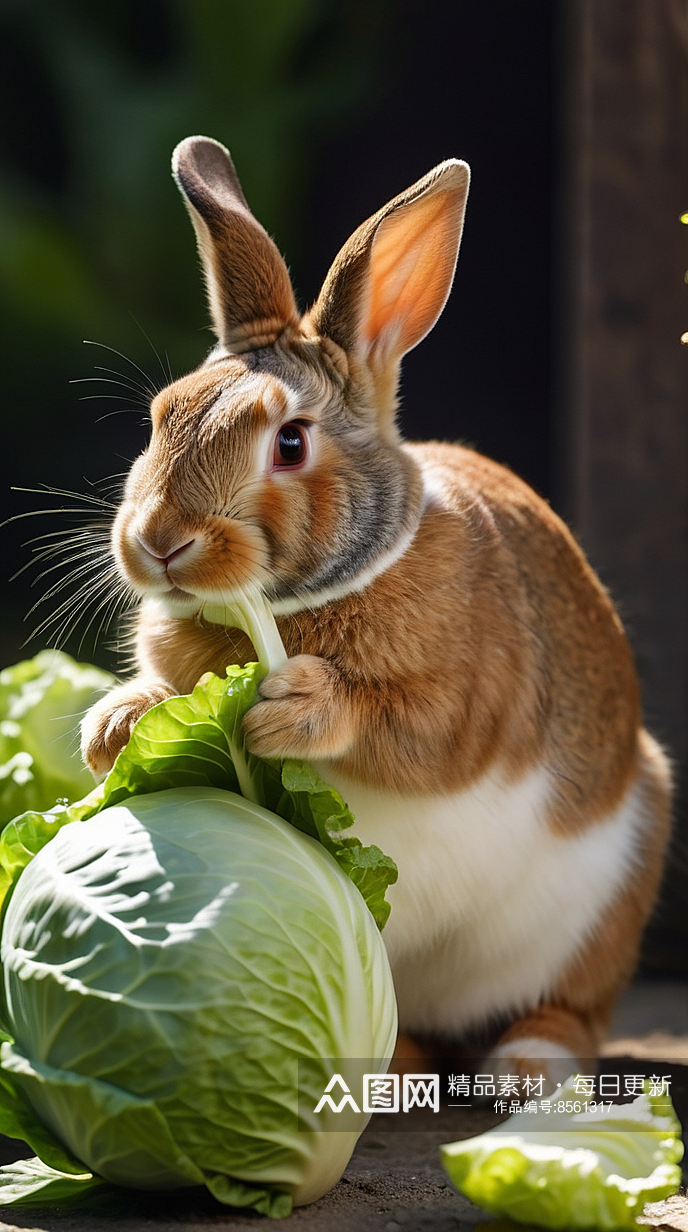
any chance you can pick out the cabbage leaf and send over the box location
[0,650,113,827]
[0,661,397,932]
[440,1076,684,1230]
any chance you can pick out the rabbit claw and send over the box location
[242,654,353,760]
[81,681,173,777]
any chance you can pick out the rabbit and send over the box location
[81,136,672,1088]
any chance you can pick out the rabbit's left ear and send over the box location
[307,160,470,368]
[173,136,299,351]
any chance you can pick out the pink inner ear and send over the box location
[363,188,465,360]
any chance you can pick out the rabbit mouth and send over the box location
[113,501,271,603]
[137,583,202,615]
[165,584,198,603]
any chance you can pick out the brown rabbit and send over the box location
[81,136,672,1087]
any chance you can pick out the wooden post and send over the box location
[559,0,688,971]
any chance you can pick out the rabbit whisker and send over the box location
[12,542,110,585]
[20,526,110,550]
[82,340,161,401]
[94,409,147,425]
[75,581,130,657]
[25,546,114,590]
[71,372,149,399]
[9,488,117,511]
[92,362,157,395]
[28,568,124,650]
[128,312,175,391]
[25,561,119,622]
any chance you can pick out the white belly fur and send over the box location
[311,761,647,1036]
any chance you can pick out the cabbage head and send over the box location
[0,785,397,1216]
[0,595,398,1214]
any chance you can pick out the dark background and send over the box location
[1,0,686,971]
[0,0,556,666]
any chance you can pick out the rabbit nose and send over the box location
[135,531,196,568]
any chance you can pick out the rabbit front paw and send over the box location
[81,681,174,777]
[242,654,354,760]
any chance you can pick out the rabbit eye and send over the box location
[273,422,308,469]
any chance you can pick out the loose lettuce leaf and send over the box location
[440,1077,684,1230]
[0,650,113,827]
[0,1153,284,1217]
[0,1157,111,1209]
[0,663,397,933]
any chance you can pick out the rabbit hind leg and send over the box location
[484,1004,604,1095]
[486,733,672,1095]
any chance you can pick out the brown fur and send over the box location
[172,137,299,349]
[496,733,672,1071]
[80,138,672,1077]
[129,441,638,825]
[550,730,672,1013]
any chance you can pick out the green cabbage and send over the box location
[0,593,399,1214]
[0,786,397,1216]
[440,1076,684,1230]
[0,650,113,826]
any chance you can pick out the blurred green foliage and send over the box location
[0,0,390,667]
[1,0,388,358]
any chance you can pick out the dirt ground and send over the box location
[0,981,686,1232]
[0,1104,493,1232]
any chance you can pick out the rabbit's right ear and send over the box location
[173,136,299,352]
